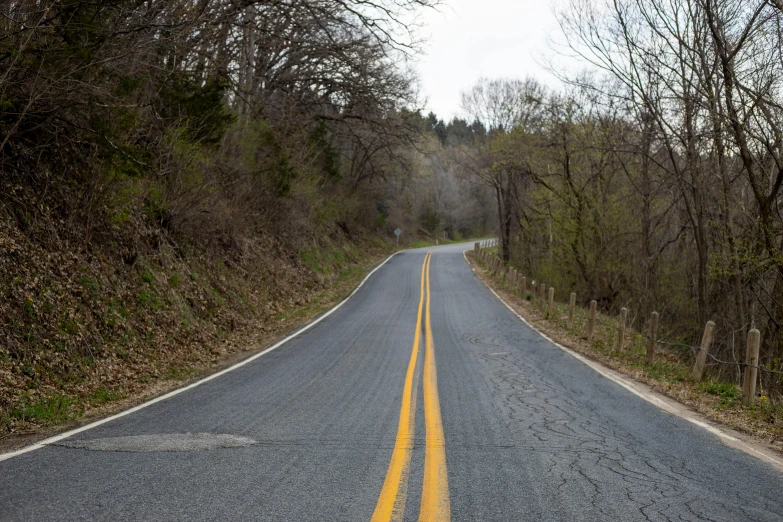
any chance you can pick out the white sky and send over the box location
[415,0,566,121]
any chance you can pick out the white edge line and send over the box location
[462,250,783,471]
[0,252,400,463]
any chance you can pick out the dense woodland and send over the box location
[0,0,495,246]
[450,0,783,397]
[0,0,494,429]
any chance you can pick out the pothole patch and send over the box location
[54,433,256,453]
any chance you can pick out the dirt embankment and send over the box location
[0,206,394,449]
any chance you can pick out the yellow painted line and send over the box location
[419,252,451,522]
[372,252,430,522]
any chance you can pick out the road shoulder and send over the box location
[463,250,783,472]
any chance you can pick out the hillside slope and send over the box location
[0,201,394,443]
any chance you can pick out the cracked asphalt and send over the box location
[1,244,782,521]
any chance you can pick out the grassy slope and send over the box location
[0,214,395,446]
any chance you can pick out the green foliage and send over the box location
[59,317,80,336]
[80,277,99,297]
[169,272,183,288]
[165,365,199,381]
[258,122,297,197]
[22,297,35,319]
[136,289,159,309]
[645,360,687,383]
[700,381,742,408]
[11,394,81,424]
[300,245,358,275]
[158,76,235,145]
[93,111,149,178]
[89,387,124,406]
[419,206,440,233]
[309,121,342,181]
[115,74,145,97]
[142,184,169,227]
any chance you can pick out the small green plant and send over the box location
[11,394,80,424]
[165,365,199,381]
[700,381,742,408]
[90,387,124,406]
[141,272,154,284]
[22,297,35,319]
[747,396,783,427]
[168,272,183,288]
[80,277,99,296]
[60,316,80,336]
[643,360,687,383]
[136,289,159,308]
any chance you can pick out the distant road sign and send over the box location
[394,228,402,245]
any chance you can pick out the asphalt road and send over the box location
[2,244,782,521]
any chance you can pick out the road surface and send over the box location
[1,244,782,521]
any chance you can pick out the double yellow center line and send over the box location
[372,252,450,522]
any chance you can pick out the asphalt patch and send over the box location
[54,433,256,453]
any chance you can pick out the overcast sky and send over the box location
[415,0,566,122]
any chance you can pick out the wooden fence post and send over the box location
[742,328,761,405]
[530,281,537,300]
[521,277,527,297]
[647,312,659,365]
[474,242,479,253]
[588,300,597,342]
[568,293,576,329]
[547,287,555,319]
[540,284,546,311]
[616,308,628,352]
[691,321,716,381]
